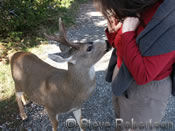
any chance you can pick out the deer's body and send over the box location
[10,18,111,131]
[11,51,96,112]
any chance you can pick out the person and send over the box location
[93,0,175,131]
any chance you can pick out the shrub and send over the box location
[0,0,75,38]
[0,0,86,63]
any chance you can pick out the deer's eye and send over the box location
[86,45,93,52]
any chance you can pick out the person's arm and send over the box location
[105,16,122,47]
[121,31,174,85]
[105,28,118,47]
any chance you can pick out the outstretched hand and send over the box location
[107,16,122,33]
[122,17,140,33]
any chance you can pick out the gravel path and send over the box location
[3,0,175,131]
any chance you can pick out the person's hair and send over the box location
[94,0,160,22]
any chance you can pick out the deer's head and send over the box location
[45,18,111,68]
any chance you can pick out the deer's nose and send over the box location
[88,42,93,45]
[105,40,112,52]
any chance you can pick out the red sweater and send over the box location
[105,1,175,85]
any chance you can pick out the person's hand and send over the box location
[122,17,140,33]
[107,16,122,33]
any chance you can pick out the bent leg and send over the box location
[16,92,28,120]
[21,94,30,106]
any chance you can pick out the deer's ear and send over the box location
[48,52,76,64]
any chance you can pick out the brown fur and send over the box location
[10,18,109,131]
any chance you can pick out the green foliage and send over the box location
[0,0,86,63]
[0,0,77,37]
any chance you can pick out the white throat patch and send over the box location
[89,66,95,80]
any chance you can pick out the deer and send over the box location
[10,18,111,131]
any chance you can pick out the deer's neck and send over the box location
[67,63,95,84]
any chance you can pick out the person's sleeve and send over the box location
[121,31,174,85]
[105,28,118,48]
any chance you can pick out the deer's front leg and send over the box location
[73,109,84,131]
[47,109,58,131]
